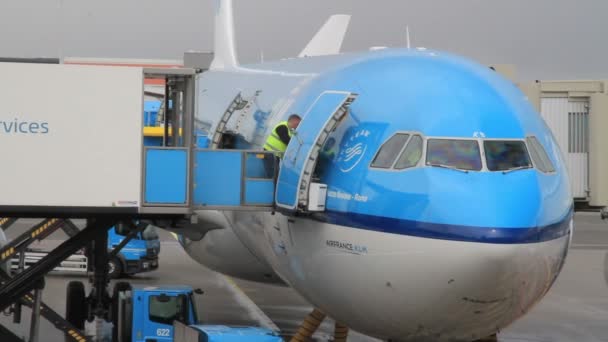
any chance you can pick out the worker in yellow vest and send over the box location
[263,114,301,177]
[263,114,302,156]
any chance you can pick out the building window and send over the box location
[568,111,588,153]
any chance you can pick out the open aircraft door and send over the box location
[276,91,357,212]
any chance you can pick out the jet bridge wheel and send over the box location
[65,281,86,334]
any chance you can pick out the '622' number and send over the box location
[157,328,170,337]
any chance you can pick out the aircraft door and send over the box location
[276,91,356,211]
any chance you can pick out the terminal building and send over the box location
[491,65,608,207]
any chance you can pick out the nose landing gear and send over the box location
[289,308,350,342]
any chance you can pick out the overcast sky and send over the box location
[0,0,606,80]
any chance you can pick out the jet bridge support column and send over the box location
[88,222,111,320]
[28,279,44,342]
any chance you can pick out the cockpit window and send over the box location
[526,136,555,173]
[484,141,532,171]
[395,135,423,170]
[426,139,482,171]
[371,133,409,168]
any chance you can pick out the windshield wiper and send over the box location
[502,165,532,174]
[427,163,469,173]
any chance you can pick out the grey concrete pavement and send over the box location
[1,213,608,341]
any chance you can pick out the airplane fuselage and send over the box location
[182,49,573,341]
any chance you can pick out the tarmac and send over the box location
[0,213,607,341]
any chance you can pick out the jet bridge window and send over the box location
[484,140,532,171]
[526,136,556,173]
[426,139,482,171]
[370,133,410,168]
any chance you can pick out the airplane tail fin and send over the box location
[210,0,239,70]
[298,14,351,58]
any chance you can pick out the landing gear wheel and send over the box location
[111,281,131,342]
[108,258,122,279]
[65,281,86,341]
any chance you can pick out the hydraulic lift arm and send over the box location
[0,218,115,311]
[0,217,18,231]
[0,267,90,341]
[0,219,67,265]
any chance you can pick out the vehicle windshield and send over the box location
[426,139,482,171]
[142,226,159,241]
[484,140,532,171]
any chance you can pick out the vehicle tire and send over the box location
[65,281,86,331]
[108,258,122,279]
[111,281,131,342]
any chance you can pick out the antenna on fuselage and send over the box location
[406,26,411,49]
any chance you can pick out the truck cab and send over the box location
[108,226,160,278]
[114,284,282,342]
[128,286,196,341]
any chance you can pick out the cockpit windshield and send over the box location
[426,139,482,171]
[484,140,532,171]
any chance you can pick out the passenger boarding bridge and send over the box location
[0,55,355,340]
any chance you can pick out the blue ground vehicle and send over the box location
[8,225,160,279]
[107,226,160,279]
[113,284,282,342]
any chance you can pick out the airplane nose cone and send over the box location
[423,169,542,237]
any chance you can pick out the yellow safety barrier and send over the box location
[143,126,183,137]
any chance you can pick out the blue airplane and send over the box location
[178,1,574,341]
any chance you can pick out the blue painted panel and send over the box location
[245,152,272,179]
[143,100,161,126]
[194,151,242,206]
[145,149,188,204]
[276,92,349,208]
[191,325,282,342]
[196,134,210,148]
[245,180,274,205]
[143,136,162,147]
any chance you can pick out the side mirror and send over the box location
[193,288,204,295]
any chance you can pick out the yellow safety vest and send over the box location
[264,121,293,155]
